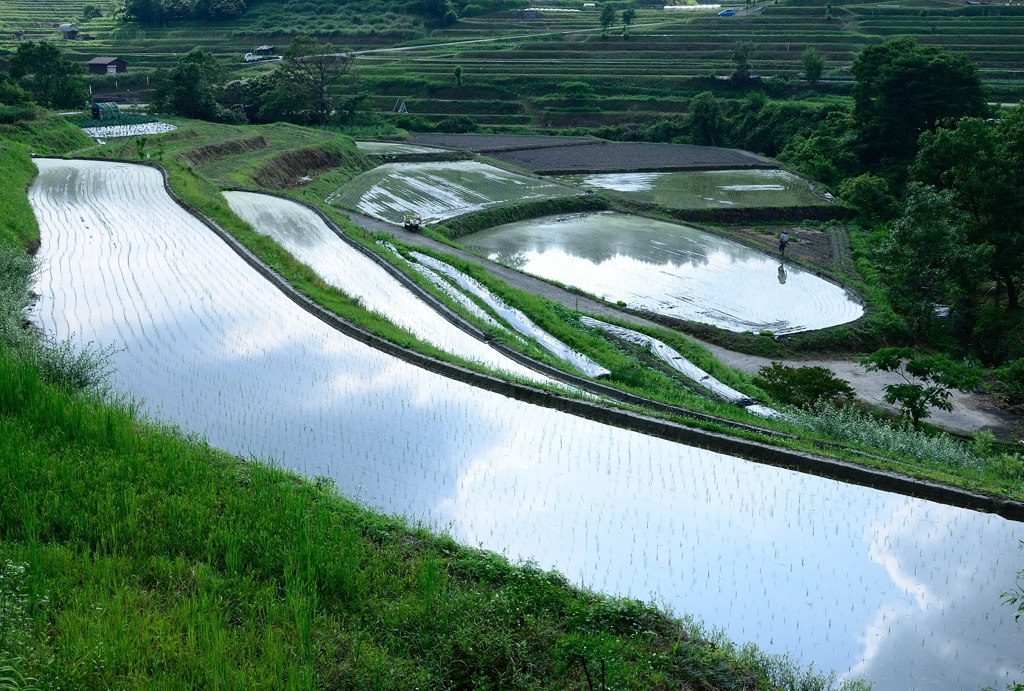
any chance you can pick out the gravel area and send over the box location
[492,142,772,174]
[408,133,594,152]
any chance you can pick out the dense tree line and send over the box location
[151,37,366,127]
[117,0,247,22]
[1,42,88,109]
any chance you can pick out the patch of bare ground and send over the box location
[716,224,838,273]
[179,135,269,166]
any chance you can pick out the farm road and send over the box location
[342,210,1016,438]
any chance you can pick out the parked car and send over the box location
[717,8,737,16]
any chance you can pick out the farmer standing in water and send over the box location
[779,231,789,257]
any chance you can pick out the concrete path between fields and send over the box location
[341,210,1018,439]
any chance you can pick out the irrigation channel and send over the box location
[459,212,864,335]
[29,159,1024,689]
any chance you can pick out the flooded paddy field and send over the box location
[29,159,1024,689]
[459,212,863,334]
[326,160,580,225]
[222,191,550,384]
[557,169,827,209]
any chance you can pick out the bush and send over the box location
[752,362,855,409]
[0,106,36,125]
[995,358,1024,401]
[434,115,476,133]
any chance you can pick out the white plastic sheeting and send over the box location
[581,316,785,419]
[410,251,611,379]
[581,316,751,403]
[82,122,177,139]
[379,241,505,331]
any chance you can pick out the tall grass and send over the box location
[789,403,983,470]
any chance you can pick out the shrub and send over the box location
[995,358,1024,401]
[752,362,855,409]
[434,115,476,133]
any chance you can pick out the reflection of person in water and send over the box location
[777,263,787,285]
[779,231,789,257]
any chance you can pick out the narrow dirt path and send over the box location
[341,210,1017,438]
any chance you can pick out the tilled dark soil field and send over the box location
[408,133,595,152]
[491,141,772,174]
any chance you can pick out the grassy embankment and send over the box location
[75,115,1023,502]
[0,114,859,691]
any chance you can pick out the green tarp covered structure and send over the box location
[91,102,121,121]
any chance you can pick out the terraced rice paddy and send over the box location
[325,160,581,225]
[558,169,827,208]
[222,191,551,384]
[27,158,1024,689]
[354,141,448,155]
[459,212,863,334]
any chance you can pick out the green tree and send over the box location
[81,4,103,20]
[8,42,88,109]
[851,38,987,163]
[0,73,34,107]
[281,35,352,127]
[688,91,726,147]
[600,4,616,37]
[875,183,990,336]
[913,109,1024,311]
[861,348,982,429]
[193,0,247,19]
[621,7,636,37]
[838,173,896,221]
[120,0,192,22]
[753,362,855,410]
[150,48,229,121]
[453,65,463,88]
[731,41,756,81]
[801,46,825,83]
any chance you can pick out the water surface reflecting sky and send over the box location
[460,212,864,334]
[30,160,1024,689]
